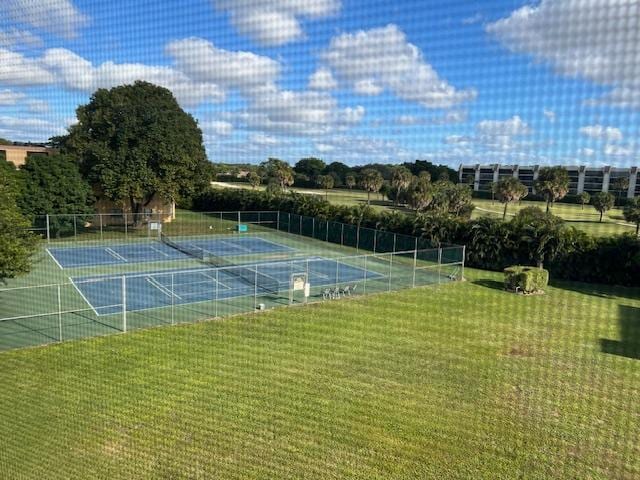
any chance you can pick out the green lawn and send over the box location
[1,268,638,479]
[213,182,636,237]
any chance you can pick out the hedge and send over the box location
[189,188,640,287]
[504,266,549,294]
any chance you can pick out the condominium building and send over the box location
[459,164,639,198]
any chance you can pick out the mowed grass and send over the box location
[1,269,639,479]
[214,182,636,237]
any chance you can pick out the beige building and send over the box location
[1,143,56,167]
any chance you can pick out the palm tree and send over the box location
[623,197,640,235]
[359,169,384,206]
[345,175,356,190]
[535,166,570,212]
[405,174,433,211]
[316,174,334,200]
[612,177,629,202]
[591,192,615,222]
[494,177,528,219]
[390,166,413,206]
[577,192,590,210]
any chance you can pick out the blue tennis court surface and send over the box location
[48,236,293,268]
[72,257,382,315]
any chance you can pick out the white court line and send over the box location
[201,271,231,290]
[105,248,127,262]
[69,277,100,316]
[45,248,64,270]
[149,245,170,257]
[146,276,182,300]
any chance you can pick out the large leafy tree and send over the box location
[494,177,528,219]
[0,162,37,282]
[430,180,475,218]
[535,167,570,212]
[359,168,384,205]
[261,158,294,190]
[294,157,326,180]
[54,81,209,222]
[591,192,615,222]
[405,172,432,211]
[247,171,261,189]
[323,161,352,183]
[18,154,94,237]
[623,197,640,235]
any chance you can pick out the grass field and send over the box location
[215,182,636,237]
[1,268,638,479]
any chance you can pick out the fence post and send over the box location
[461,245,466,281]
[438,247,443,284]
[325,221,329,243]
[412,248,417,288]
[215,269,219,318]
[312,218,315,238]
[254,267,258,311]
[388,253,393,292]
[288,213,291,233]
[341,224,344,246]
[277,211,280,231]
[46,214,50,243]
[99,214,103,242]
[171,273,175,325]
[299,215,302,235]
[356,225,360,252]
[57,284,63,342]
[393,233,397,253]
[237,211,241,228]
[124,213,128,239]
[122,276,127,332]
[363,255,367,295]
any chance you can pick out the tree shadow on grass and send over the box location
[472,279,505,291]
[600,305,640,360]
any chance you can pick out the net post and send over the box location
[57,284,63,342]
[99,214,103,242]
[171,273,175,325]
[412,248,417,288]
[122,275,127,332]
[46,214,50,243]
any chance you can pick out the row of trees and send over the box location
[191,187,640,285]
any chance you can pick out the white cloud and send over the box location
[543,109,555,122]
[200,120,233,137]
[604,144,632,157]
[578,147,595,157]
[476,115,530,136]
[27,99,49,113]
[585,87,640,109]
[165,38,280,92]
[579,124,623,141]
[0,28,42,49]
[0,89,26,105]
[321,24,477,108]
[311,134,417,164]
[308,68,336,90]
[0,115,65,141]
[249,133,281,146]
[462,13,483,25]
[213,0,340,45]
[0,49,55,86]
[5,0,88,39]
[487,0,640,109]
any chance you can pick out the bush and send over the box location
[504,266,549,294]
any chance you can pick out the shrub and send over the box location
[504,266,549,294]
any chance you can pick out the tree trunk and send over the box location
[503,202,508,220]
[636,223,639,236]
[367,191,370,206]
[599,211,603,223]
[546,199,551,213]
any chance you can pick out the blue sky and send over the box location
[0,0,639,167]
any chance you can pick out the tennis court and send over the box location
[47,235,293,268]
[71,257,382,316]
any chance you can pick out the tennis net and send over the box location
[161,233,280,295]
[160,233,205,260]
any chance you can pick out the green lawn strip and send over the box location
[1,269,638,478]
